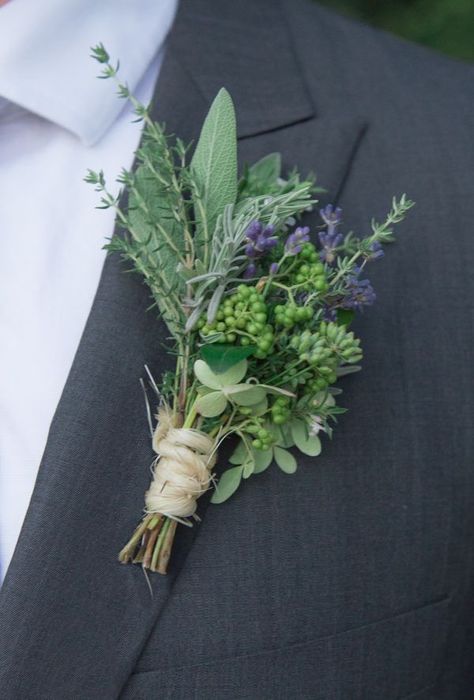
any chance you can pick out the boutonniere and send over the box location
[87,46,414,574]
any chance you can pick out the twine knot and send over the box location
[144,407,216,518]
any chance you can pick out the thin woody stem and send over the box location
[157,520,178,574]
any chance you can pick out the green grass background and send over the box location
[318,0,473,61]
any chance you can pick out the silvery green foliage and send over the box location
[185,184,317,330]
[190,89,238,268]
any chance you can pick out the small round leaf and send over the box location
[225,384,266,406]
[196,391,228,417]
[211,465,243,504]
[274,446,297,474]
[253,449,273,474]
[291,420,322,456]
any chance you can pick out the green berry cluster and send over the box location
[270,396,291,425]
[244,419,275,450]
[294,243,328,293]
[274,303,313,329]
[290,321,362,390]
[198,284,275,358]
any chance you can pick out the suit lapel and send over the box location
[0,0,367,696]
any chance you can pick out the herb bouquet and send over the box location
[87,47,413,574]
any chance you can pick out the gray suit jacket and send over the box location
[1,0,473,697]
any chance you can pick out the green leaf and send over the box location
[260,385,295,397]
[128,163,186,326]
[200,343,255,374]
[195,391,228,418]
[290,420,322,457]
[249,397,268,416]
[270,424,295,449]
[194,358,248,390]
[242,454,256,479]
[229,440,248,465]
[225,384,266,406]
[216,360,249,387]
[274,447,297,474]
[191,88,237,265]
[253,449,273,474]
[211,465,243,504]
[194,360,222,390]
[248,153,282,183]
[336,309,355,326]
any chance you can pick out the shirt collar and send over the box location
[0,0,178,145]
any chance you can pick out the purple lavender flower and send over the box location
[285,226,310,256]
[322,305,337,322]
[366,240,384,261]
[269,262,279,275]
[318,204,343,264]
[243,263,258,279]
[342,268,376,310]
[244,221,278,258]
[320,204,343,227]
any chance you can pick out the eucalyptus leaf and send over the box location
[200,343,256,374]
[195,391,228,418]
[291,420,322,456]
[211,465,243,504]
[191,88,237,266]
[274,446,297,474]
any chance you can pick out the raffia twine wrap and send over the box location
[145,407,217,518]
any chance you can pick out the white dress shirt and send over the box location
[0,0,178,581]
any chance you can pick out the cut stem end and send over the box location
[118,514,178,574]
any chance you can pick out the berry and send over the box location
[198,285,274,356]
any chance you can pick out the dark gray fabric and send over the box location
[0,0,473,698]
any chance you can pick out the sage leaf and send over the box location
[211,465,243,504]
[291,420,322,456]
[191,88,237,266]
[248,152,281,183]
[274,446,297,474]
